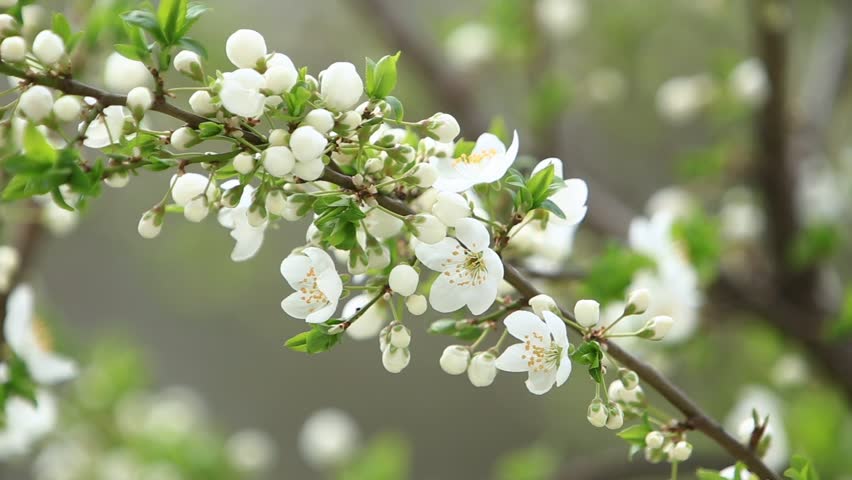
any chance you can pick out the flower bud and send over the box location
[170,127,198,150]
[226,29,267,69]
[32,30,64,65]
[625,288,650,315]
[605,403,624,430]
[189,90,217,115]
[645,446,666,464]
[366,245,390,270]
[52,95,81,122]
[338,110,361,131]
[619,368,639,390]
[410,214,446,244]
[262,146,295,177]
[364,157,384,173]
[645,431,665,449]
[0,246,20,276]
[608,379,644,404]
[247,204,267,227]
[19,86,54,122]
[467,352,497,387]
[428,112,460,143]
[104,171,130,188]
[432,192,471,226]
[0,14,17,36]
[574,299,600,327]
[303,108,335,134]
[640,315,674,341]
[268,128,288,146]
[264,65,297,94]
[439,345,470,375]
[264,189,286,215]
[320,62,363,111]
[293,156,325,181]
[174,50,201,77]
[138,209,163,239]
[405,294,427,315]
[529,294,557,318]
[364,208,403,239]
[127,86,153,119]
[389,264,419,297]
[587,399,607,428]
[671,441,692,462]
[411,163,438,188]
[233,152,255,175]
[290,125,327,162]
[389,324,411,349]
[381,346,410,373]
[0,36,26,62]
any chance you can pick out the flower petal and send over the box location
[556,355,572,387]
[280,253,312,288]
[415,237,460,272]
[303,247,336,274]
[503,310,547,342]
[481,248,504,285]
[454,218,490,252]
[525,368,557,395]
[532,157,564,179]
[317,268,343,304]
[495,343,530,372]
[281,292,311,319]
[431,156,476,193]
[230,225,265,262]
[428,274,467,313]
[542,311,569,349]
[305,301,336,324]
[4,285,34,355]
[27,352,77,385]
[465,281,497,315]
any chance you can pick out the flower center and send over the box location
[298,267,329,313]
[33,316,54,352]
[453,148,498,166]
[520,332,562,372]
[442,247,489,287]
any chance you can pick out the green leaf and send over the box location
[784,455,820,480]
[177,2,209,37]
[672,211,721,284]
[384,95,404,121]
[121,10,165,43]
[51,13,72,44]
[176,36,207,58]
[366,52,400,99]
[789,224,840,270]
[23,123,57,165]
[114,43,146,61]
[197,121,224,138]
[286,326,342,354]
[525,164,555,207]
[157,0,187,45]
[616,424,652,446]
[580,244,655,304]
[453,140,475,158]
[539,198,565,219]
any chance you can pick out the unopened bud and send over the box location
[625,288,650,315]
[439,345,470,375]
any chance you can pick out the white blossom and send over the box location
[411,163,438,188]
[389,264,419,297]
[529,294,557,318]
[467,351,497,387]
[264,65,297,94]
[725,386,788,471]
[293,156,325,181]
[431,191,471,226]
[19,86,54,122]
[530,157,588,226]
[587,399,607,427]
[126,86,153,116]
[226,429,276,473]
[645,431,665,449]
[0,36,26,62]
[52,95,81,122]
[104,171,130,189]
[303,109,335,134]
[232,152,255,175]
[671,441,692,462]
[410,213,446,244]
[104,52,153,93]
[225,29,267,69]
[535,0,586,37]
[319,62,363,111]
[261,146,295,178]
[173,50,201,76]
[382,346,410,373]
[496,310,572,395]
[432,131,519,192]
[729,58,767,106]
[0,390,57,459]
[183,197,209,223]
[32,30,63,65]
[170,126,197,150]
[655,74,715,124]
[170,173,215,206]
[342,294,387,339]
[574,299,600,328]
[189,90,216,116]
[364,208,403,239]
[445,22,495,68]
[137,209,162,239]
[428,113,460,143]
[280,247,342,323]
[83,105,129,148]
[439,345,470,375]
[298,409,359,470]
[415,218,503,314]
[220,68,266,118]
[218,181,267,262]
[290,125,328,162]
[405,294,427,315]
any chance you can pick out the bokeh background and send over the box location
[4,0,852,478]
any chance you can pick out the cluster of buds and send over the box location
[379,323,411,373]
[644,430,693,464]
[587,398,624,430]
[439,345,497,388]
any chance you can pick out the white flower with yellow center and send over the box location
[431,131,519,193]
[495,309,572,395]
[280,247,343,323]
[4,285,77,385]
[218,180,267,262]
[414,218,503,314]
[0,390,58,459]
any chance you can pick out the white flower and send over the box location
[126,86,153,116]
[0,390,57,459]
[641,315,674,340]
[83,105,129,148]
[0,13,14,34]
[431,191,471,226]
[725,386,788,472]
[405,294,427,315]
[528,294,557,318]
[646,186,695,220]
[364,208,403,239]
[104,52,153,93]
[0,36,26,63]
[439,345,470,375]
[428,113,460,143]
[290,125,327,162]
[535,0,586,37]
[605,403,624,429]
[342,294,387,339]
[183,197,209,223]
[432,131,519,192]
[220,68,266,118]
[388,324,411,348]
[232,152,255,175]
[388,265,419,297]
[52,95,81,122]
[170,173,215,206]
[4,285,77,384]
[445,22,495,68]
[655,74,715,124]
[382,346,410,373]
[104,171,130,188]
[218,181,267,262]
[729,58,767,107]
[170,126,197,150]
[671,441,692,462]
[173,50,201,76]
[467,351,497,387]
[188,90,216,116]
[298,408,359,470]
[495,310,572,395]
[587,399,607,427]
[412,163,438,188]
[261,146,295,177]
[293,156,325,181]
[645,431,665,449]
[264,65,297,94]
[531,158,588,226]
[608,379,644,404]
[280,247,342,323]
[32,30,63,65]
[19,86,54,122]
[574,299,600,327]
[721,187,764,242]
[225,29,267,69]
[628,259,701,342]
[415,218,503,314]
[303,109,335,134]
[410,213,446,244]
[226,429,276,473]
[137,209,162,239]
[319,62,363,111]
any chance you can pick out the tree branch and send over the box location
[0,62,783,479]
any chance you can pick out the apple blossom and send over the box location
[671,441,693,462]
[625,288,650,315]
[104,172,130,189]
[83,105,130,148]
[218,182,267,262]
[170,126,198,150]
[262,146,295,177]
[0,14,16,35]
[432,130,519,192]
[467,351,497,387]
[0,391,58,459]
[587,399,608,427]
[428,112,460,143]
[574,299,600,328]
[138,209,163,239]
[496,310,572,395]
[104,52,153,93]
[303,108,335,133]
[184,197,209,223]
[411,163,438,188]
[605,403,624,429]
[646,431,665,449]
[232,152,255,175]
[293,156,325,181]
[170,173,216,206]
[342,294,387,340]
[126,86,153,117]
[280,247,342,323]
[409,213,446,244]
[226,29,267,69]
[264,65,297,94]
[220,68,266,118]
[364,208,404,239]
[32,30,64,65]
[173,50,201,76]
[640,315,674,340]
[382,346,410,373]
[389,265,419,297]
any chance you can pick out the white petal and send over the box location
[542,311,569,349]
[414,238,460,272]
[303,247,336,274]
[495,343,530,372]
[428,275,467,313]
[281,293,311,319]
[27,353,77,385]
[280,253,312,288]
[503,310,547,341]
[305,302,336,324]
[230,226,265,262]
[481,248,504,285]
[454,218,490,252]
[525,368,557,395]
[316,269,343,304]
[431,156,476,193]
[4,285,34,355]
[465,281,497,315]
[551,179,588,225]
[556,355,572,387]
[532,157,563,179]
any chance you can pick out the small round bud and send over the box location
[138,209,163,239]
[364,208,403,239]
[264,65,297,94]
[389,324,411,349]
[405,294,427,315]
[608,379,644,404]
[268,128,288,146]
[619,368,640,390]
[184,196,209,223]
[247,204,267,227]
[642,315,674,341]
[626,288,650,315]
[32,30,64,65]
[104,171,130,188]
[0,14,18,36]
[303,108,335,134]
[170,127,198,150]
[381,346,410,373]
[671,441,692,462]
[319,62,363,111]
[410,214,446,244]
[170,172,215,206]
[411,163,438,188]
[189,90,217,115]
[289,125,328,162]
[587,399,607,428]
[0,246,20,275]
[439,345,470,375]
[389,264,419,297]
[126,86,153,118]
[52,95,81,122]
[226,29,267,69]
[605,403,624,430]
[263,189,286,216]
[428,112,460,143]
[529,294,557,318]
[432,191,471,226]
[0,36,26,62]
[174,50,201,76]
[262,146,295,177]
[467,352,497,387]
[645,431,665,450]
[338,110,361,131]
[20,86,55,122]
[574,299,600,327]
[233,152,256,175]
